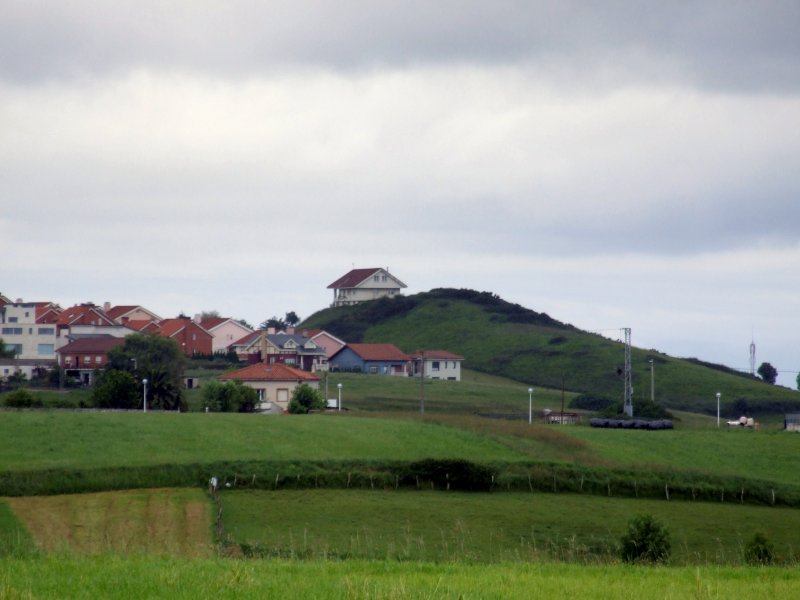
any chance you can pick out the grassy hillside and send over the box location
[303,289,800,415]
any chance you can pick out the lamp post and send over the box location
[649,359,654,402]
[337,383,342,412]
[528,387,533,424]
[143,378,148,413]
[716,392,721,428]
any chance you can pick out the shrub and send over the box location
[620,514,671,564]
[402,459,493,491]
[744,532,774,565]
[91,370,139,409]
[570,394,614,411]
[288,384,326,414]
[3,388,42,408]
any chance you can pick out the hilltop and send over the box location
[302,288,799,416]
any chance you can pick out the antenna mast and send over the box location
[749,335,756,376]
[623,328,633,417]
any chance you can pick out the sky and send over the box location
[2,1,799,388]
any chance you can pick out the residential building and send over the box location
[329,343,410,375]
[157,317,213,356]
[57,336,126,386]
[327,267,407,307]
[229,331,262,362]
[199,316,253,355]
[261,331,328,372]
[105,303,163,325]
[408,350,464,381]
[218,363,320,412]
[306,329,346,359]
[0,301,62,361]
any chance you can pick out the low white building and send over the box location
[409,350,464,381]
[0,302,59,361]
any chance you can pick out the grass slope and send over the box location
[221,489,800,565]
[303,289,800,415]
[6,488,213,557]
[0,556,798,599]
[0,412,527,472]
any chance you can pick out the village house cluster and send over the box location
[1,268,464,412]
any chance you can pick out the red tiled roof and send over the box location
[230,331,261,347]
[218,363,319,382]
[57,304,115,326]
[106,305,138,320]
[200,316,228,330]
[125,320,160,332]
[347,343,409,361]
[327,268,382,289]
[158,318,212,338]
[410,349,464,360]
[57,336,126,354]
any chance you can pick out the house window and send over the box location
[65,356,72,365]
[95,356,102,363]
[37,344,54,355]
[2,327,22,335]
[5,344,22,355]
[369,366,378,374]
[38,327,54,335]
[432,361,440,371]
[8,317,17,323]
[83,356,91,363]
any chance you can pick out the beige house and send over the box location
[218,363,320,413]
[327,268,407,307]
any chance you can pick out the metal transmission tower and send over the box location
[623,328,633,417]
[749,338,756,376]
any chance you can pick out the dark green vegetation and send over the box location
[619,514,670,563]
[303,289,800,416]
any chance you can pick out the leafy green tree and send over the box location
[3,388,41,408]
[106,334,186,411]
[757,362,778,385]
[796,371,800,391]
[202,380,258,412]
[200,310,220,320]
[91,370,139,409]
[260,316,286,331]
[288,383,325,414]
[620,514,671,563]
[285,311,300,327]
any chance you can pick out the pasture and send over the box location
[0,557,797,599]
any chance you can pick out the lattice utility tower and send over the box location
[749,337,756,376]
[623,328,633,417]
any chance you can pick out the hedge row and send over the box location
[1,459,798,509]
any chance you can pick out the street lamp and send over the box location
[649,359,655,402]
[143,378,148,413]
[528,387,533,424]
[716,392,720,428]
[337,383,342,412]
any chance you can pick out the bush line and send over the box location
[1,459,798,508]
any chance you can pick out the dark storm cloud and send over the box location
[2,1,800,91]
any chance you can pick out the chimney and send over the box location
[103,302,111,312]
[193,314,201,323]
[286,327,295,335]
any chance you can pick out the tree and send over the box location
[202,380,258,412]
[199,310,220,320]
[757,362,778,385]
[744,532,775,565]
[259,316,286,331]
[91,370,139,409]
[620,514,671,563]
[796,371,800,391]
[285,311,300,327]
[288,383,326,414]
[106,333,186,411]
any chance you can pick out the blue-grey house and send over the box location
[329,343,410,375]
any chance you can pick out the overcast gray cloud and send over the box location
[2,1,799,387]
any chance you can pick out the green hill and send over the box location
[303,289,800,416]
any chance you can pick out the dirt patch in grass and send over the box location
[6,488,213,557]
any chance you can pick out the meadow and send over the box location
[220,489,800,565]
[0,557,797,599]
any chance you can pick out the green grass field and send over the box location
[220,489,800,565]
[0,556,797,599]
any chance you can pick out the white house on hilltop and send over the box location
[327,267,407,307]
